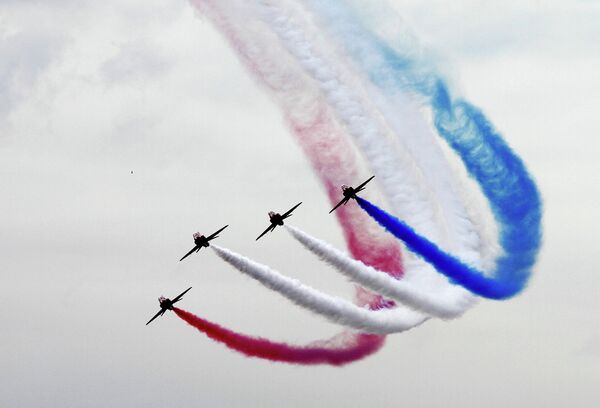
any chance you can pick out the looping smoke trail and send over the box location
[297,0,501,269]
[211,245,427,334]
[251,0,489,295]
[292,0,483,264]
[298,0,543,299]
[174,308,384,366]
[254,0,446,243]
[285,224,475,318]
[187,0,406,365]
[175,0,543,365]
[192,0,406,282]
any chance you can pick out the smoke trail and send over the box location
[298,0,502,269]
[191,0,473,329]
[258,1,486,274]
[192,0,404,279]
[298,0,542,299]
[289,0,484,265]
[358,196,540,299]
[181,0,536,364]
[249,0,490,298]
[189,0,403,365]
[212,245,427,334]
[174,308,384,366]
[253,0,447,244]
[196,1,489,301]
[286,224,474,318]
[188,0,432,364]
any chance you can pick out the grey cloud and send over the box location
[0,28,67,117]
[576,333,600,358]
[402,1,600,58]
[1,1,600,407]
[101,40,172,84]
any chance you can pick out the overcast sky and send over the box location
[1,1,599,407]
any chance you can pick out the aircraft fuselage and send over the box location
[342,186,356,200]
[158,297,174,310]
[269,213,284,226]
[194,235,210,248]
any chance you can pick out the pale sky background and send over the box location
[1,0,599,407]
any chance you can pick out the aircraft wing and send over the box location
[207,225,229,241]
[146,309,165,326]
[179,246,199,262]
[328,197,348,214]
[172,287,192,303]
[355,175,375,192]
[282,202,302,218]
[256,224,276,241]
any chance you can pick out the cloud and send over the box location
[391,0,600,58]
[101,39,172,84]
[0,26,67,118]
[576,333,600,358]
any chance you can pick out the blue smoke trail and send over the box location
[302,0,543,299]
[357,196,537,299]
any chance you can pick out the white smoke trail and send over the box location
[192,0,407,300]
[286,225,475,318]
[363,88,481,260]
[253,0,445,242]
[299,0,499,269]
[282,0,482,266]
[252,1,503,304]
[193,0,482,326]
[197,0,484,291]
[248,0,485,295]
[288,0,482,262]
[211,245,427,334]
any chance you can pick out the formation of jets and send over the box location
[146,176,374,325]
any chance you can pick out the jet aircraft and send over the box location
[146,286,192,325]
[329,176,375,213]
[179,225,228,261]
[256,202,302,241]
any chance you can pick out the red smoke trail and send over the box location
[180,0,404,365]
[294,108,404,280]
[174,307,384,366]
[172,106,393,365]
